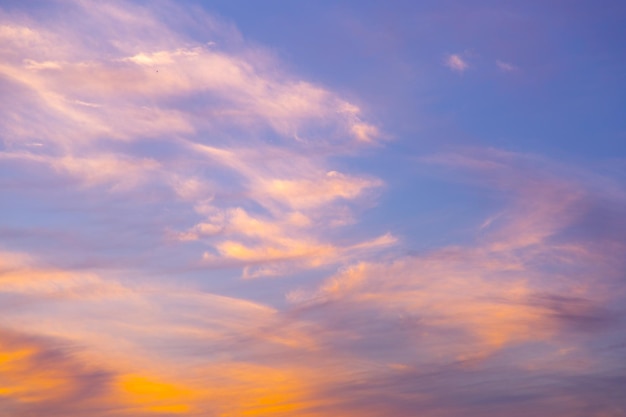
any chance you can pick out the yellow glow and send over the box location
[0,348,35,369]
[122,375,186,396]
[113,363,321,417]
[148,404,190,413]
[120,374,194,414]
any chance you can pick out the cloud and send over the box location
[282,150,626,414]
[0,327,114,417]
[0,250,329,416]
[2,1,626,416]
[177,142,392,277]
[194,206,396,278]
[0,0,389,277]
[1,149,626,416]
[0,11,379,148]
[496,60,518,72]
[445,54,469,72]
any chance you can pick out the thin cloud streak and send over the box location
[496,59,518,72]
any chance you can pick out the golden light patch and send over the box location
[148,404,190,413]
[205,363,310,417]
[0,348,35,370]
[120,374,194,414]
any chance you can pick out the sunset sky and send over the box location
[1,1,626,416]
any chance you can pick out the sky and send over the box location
[1,1,625,416]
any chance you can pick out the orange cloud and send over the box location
[0,327,114,416]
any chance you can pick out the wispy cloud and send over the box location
[2,147,625,416]
[496,59,518,72]
[282,150,626,415]
[0,0,389,277]
[445,53,469,73]
[181,142,393,277]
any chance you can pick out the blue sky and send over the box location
[1,1,625,416]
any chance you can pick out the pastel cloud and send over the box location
[1,150,625,416]
[1,1,625,416]
[195,205,395,278]
[0,250,325,415]
[181,142,392,277]
[445,53,469,72]
[0,0,389,277]
[283,151,626,415]
[1,10,378,147]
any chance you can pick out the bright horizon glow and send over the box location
[1,1,625,416]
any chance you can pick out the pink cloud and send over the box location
[0,0,390,279]
[445,54,469,72]
[1,1,625,416]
